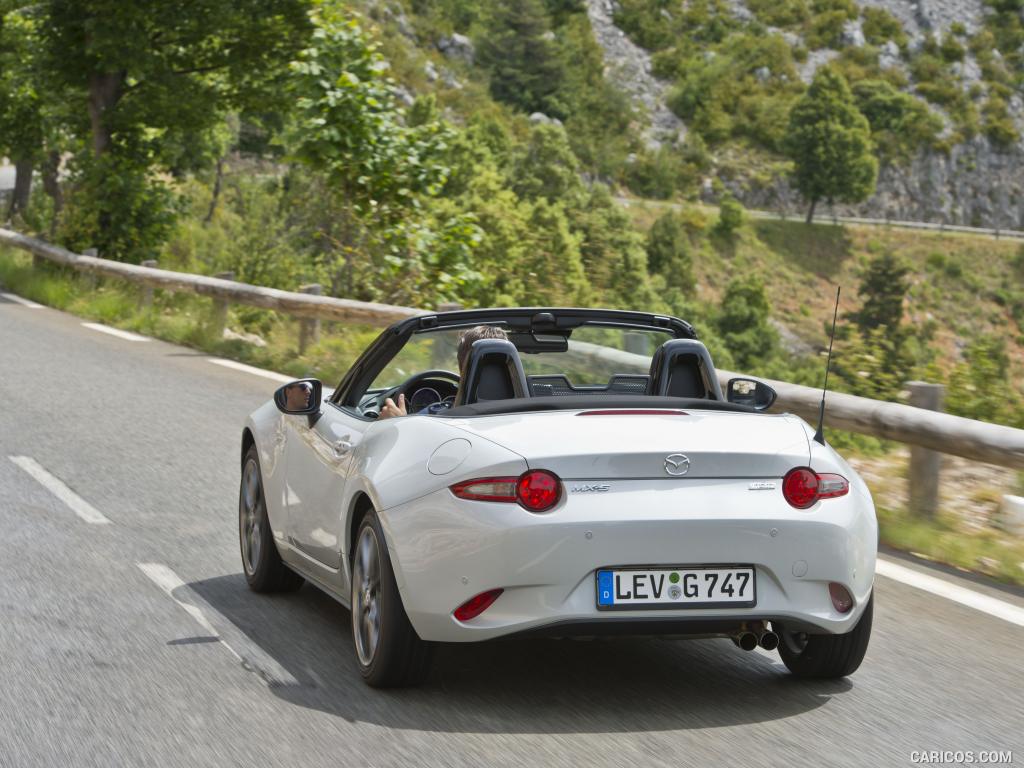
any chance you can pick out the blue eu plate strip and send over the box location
[597,570,614,606]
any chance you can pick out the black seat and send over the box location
[454,339,530,406]
[648,340,722,400]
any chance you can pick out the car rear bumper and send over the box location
[379,479,877,643]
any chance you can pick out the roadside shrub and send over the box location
[716,194,744,235]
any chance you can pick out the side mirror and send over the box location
[726,377,777,412]
[274,379,323,423]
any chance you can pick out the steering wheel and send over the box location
[400,369,461,393]
[368,369,460,418]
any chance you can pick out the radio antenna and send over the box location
[814,286,841,446]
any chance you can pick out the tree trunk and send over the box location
[204,156,225,224]
[87,71,126,157]
[41,150,63,237]
[806,198,817,224]
[8,157,33,219]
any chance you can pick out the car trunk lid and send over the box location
[446,408,810,479]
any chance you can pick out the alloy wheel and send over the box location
[240,458,263,575]
[352,526,382,666]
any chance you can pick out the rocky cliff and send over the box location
[586,0,1024,228]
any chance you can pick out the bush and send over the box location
[862,7,907,47]
[716,194,744,235]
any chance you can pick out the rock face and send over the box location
[585,0,1024,228]
[727,137,1024,228]
[583,0,686,149]
[437,33,475,64]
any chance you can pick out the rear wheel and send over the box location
[239,446,303,593]
[351,510,433,687]
[776,593,873,679]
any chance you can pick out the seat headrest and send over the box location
[454,339,530,406]
[648,339,722,400]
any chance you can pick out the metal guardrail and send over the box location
[2,226,1023,471]
[613,196,1024,241]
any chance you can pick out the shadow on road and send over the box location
[189,573,851,734]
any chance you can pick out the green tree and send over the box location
[286,9,477,303]
[645,211,694,293]
[848,252,910,336]
[852,79,944,164]
[946,335,1022,427]
[40,0,312,258]
[715,194,744,236]
[784,69,878,223]
[511,123,581,201]
[834,252,914,399]
[716,275,778,370]
[476,0,566,117]
[0,8,53,219]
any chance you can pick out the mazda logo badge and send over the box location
[664,453,691,476]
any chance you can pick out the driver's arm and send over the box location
[379,393,407,420]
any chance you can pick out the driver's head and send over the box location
[457,325,509,376]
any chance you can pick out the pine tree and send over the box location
[476,0,566,117]
[785,69,878,223]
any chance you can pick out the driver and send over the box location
[379,325,509,419]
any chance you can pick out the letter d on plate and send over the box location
[597,570,614,606]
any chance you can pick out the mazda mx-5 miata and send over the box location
[238,308,876,686]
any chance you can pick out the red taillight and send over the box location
[517,470,561,512]
[453,588,503,621]
[782,467,849,508]
[828,582,854,613]
[451,470,562,512]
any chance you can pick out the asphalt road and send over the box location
[1,295,1022,768]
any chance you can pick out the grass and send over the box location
[621,198,1024,379]
[0,248,379,386]
[4,244,1024,587]
[877,506,1024,586]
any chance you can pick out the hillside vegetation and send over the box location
[0,0,1022,429]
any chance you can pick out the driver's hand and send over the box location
[379,393,407,420]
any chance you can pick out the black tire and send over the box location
[350,510,433,687]
[239,446,304,593]
[776,593,873,679]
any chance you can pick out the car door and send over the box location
[282,404,368,572]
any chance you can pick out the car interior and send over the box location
[356,332,737,419]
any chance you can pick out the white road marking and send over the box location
[9,456,111,525]
[0,292,43,308]
[207,357,292,384]
[81,322,150,342]
[137,563,299,687]
[877,557,1024,627]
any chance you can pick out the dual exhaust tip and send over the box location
[733,629,778,652]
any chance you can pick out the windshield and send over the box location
[367,323,671,392]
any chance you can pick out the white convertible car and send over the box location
[239,308,876,687]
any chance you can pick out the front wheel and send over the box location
[239,446,303,593]
[350,511,433,687]
[776,593,873,679]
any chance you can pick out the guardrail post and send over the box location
[138,259,157,310]
[907,381,945,518]
[298,283,322,354]
[210,270,234,339]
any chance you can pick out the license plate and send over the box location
[596,566,756,610]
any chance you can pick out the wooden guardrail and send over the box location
[3,226,1023,472]
[0,228,421,327]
